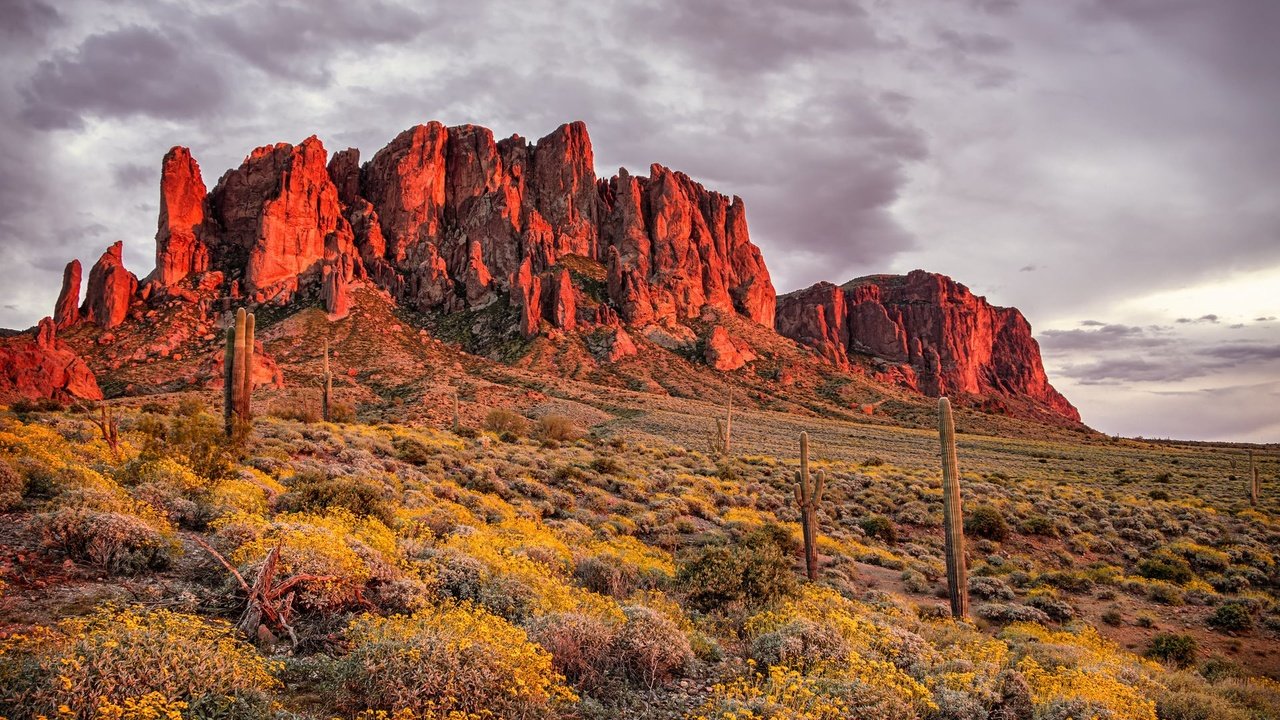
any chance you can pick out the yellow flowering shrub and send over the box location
[1001,623,1160,720]
[575,534,675,596]
[440,520,623,621]
[216,508,400,611]
[688,663,916,720]
[93,692,188,720]
[337,603,576,718]
[0,605,279,719]
[744,587,934,714]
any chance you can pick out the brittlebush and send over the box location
[0,605,279,720]
[337,603,577,718]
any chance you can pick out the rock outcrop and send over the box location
[777,270,1079,421]
[154,146,210,288]
[54,260,81,329]
[81,242,138,329]
[28,119,1076,422]
[0,318,102,402]
[86,120,773,354]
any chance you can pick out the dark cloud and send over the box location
[1175,314,1219,324]
[111,162,152,189]
[1061,357,1206,384]
[1019,265,1036,272]
[0,0,62,47]
[1040,324,1174,351]
[1200,343,1280,363]
[197,0,435,83]
[20,25,229,129]
[623,0,880,78]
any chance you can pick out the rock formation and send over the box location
[81,242,138,329]
[132,120,774,342]
[153,146,210,288]
[777,270,1079,421]
[0,318,102,402]
[20,119,1076,422]
[54,260,81,329]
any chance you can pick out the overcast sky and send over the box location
[1,0,1276,441]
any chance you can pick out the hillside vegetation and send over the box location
[0,396,1277,720]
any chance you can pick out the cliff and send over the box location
[776,270,1079,421]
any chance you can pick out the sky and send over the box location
[0,0,1276,442]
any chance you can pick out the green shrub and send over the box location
[1138,554,1194,584]
[749,618,849,672]
[1019,514,1057,537]
[0,605,279,719]
[859,514,897,544]
[1101,609,1123,626]
[964,504,1009,541]
[337,604,574,717]
[1148,633,1198,667]
[138,408,237,482]
[278,471,395,526]
[676,528,796,613]
[394,436,436,465]
[1207,603,1253,632]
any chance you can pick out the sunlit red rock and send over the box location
[0,318,102,402]
[208,136,355,300]
[82,242,138,329]
[54,260,81,329]
[154,146,209,287]
[777,270,1079,421]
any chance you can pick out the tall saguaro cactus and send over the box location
[321,339,333,423]
[938,397,969,619]
[794,431,827,581]
[1250,450,1259,508]
[224,308,256,437]
[709,391,733,458]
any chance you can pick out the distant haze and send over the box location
[0,0,1275,441]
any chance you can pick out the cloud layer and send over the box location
[0,0,1275,441]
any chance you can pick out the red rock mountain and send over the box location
[0,319,101,403]
[15,120,1076,424]
[776,271,1079,421]
[131,120,774,336]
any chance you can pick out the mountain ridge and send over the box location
[1,120,1077,428]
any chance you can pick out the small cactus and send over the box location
[1250,450,1259,507]
[452,388,461,432]
[708,391,733,458]
[939,397,968,619]
[321,339,333,423]
[224,308,256,437]
[794,431,827,581]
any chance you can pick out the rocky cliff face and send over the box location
[24,119,1074,423]
[115,120,774,337]
[0,318,101,402]
[776,270,1079,421]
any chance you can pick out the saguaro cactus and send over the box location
[794,431,827,581]
[452,389,461,432]
[1250,450,1259,507]
[709,391,733,458]
[224,308,256,437]
[321,339,333,423]
[938,397,969,619]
